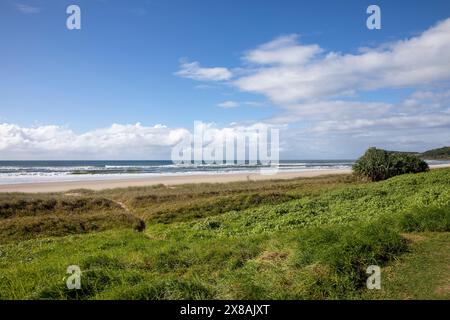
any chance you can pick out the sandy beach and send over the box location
[0,169,352,193]
[1,164,449,193]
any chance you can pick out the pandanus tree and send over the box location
[353,147,429,181]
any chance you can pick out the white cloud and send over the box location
[178,19,450,110]
[244,34,322,65]
[234,18,450,104]
[273,91,450,158]
[15,3,40,14]
[175,61,232,81]
[402,89,450,109]
[1,116,448,160]
[273,91,450,136]
[270,100,392,124]
[217,101,239,108]
[0,123,190,160]
[0,122,286,160]
[309,113,450,134]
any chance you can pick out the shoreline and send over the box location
[1,164,449,193]
[0,169,352,193]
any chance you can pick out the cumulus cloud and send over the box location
[234,19,450,104]
[276,90,450,158]
[275,91,450,136]
[0,122,286,160]
[175,61,232,81]
[270,100,392,124]
[244,34,323,66]
[0,123,190,160]
[309,113,450,134]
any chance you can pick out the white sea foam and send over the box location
[0,160,360,185]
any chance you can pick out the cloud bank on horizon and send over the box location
[1,18,450,160]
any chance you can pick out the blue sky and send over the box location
[1,0,450,159]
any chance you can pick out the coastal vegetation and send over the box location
[0,167,449,299]
[384,146,450,160]
[353,147,429,181]
[419,146,450,160]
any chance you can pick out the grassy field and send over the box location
[0,169,449,299]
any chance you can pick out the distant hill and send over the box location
[384,146,450,160]
[419,146,450,160]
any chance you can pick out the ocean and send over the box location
[0,160,358,185]
[0,159,448,185]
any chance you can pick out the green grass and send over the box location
[363,232,450,300]
[0,169,449,299]
[0,194,145,243]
